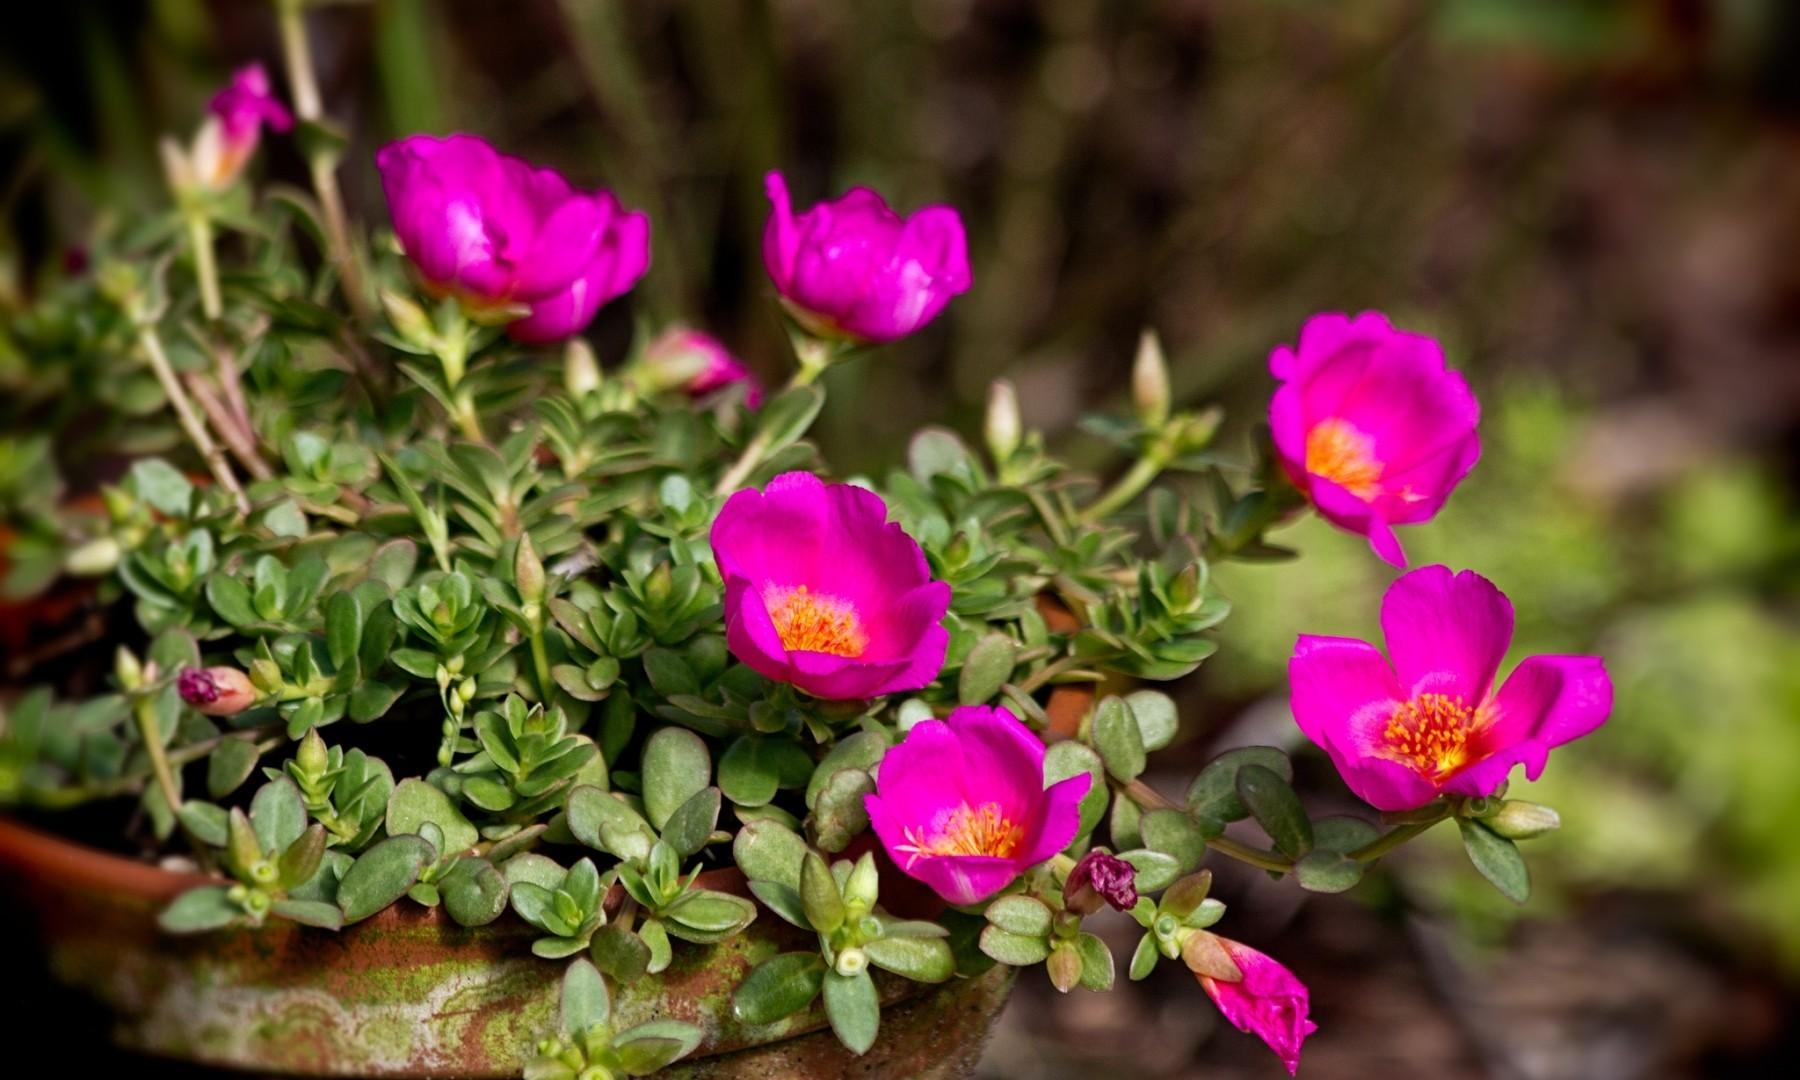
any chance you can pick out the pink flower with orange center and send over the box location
[1268,312,1481,567]
[865,705,1090,906]
[1288,565,1613,811]
[709,471,950,700]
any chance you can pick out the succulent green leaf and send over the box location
[734,952,826,1025]
[822,969,881,1055]
[1235,763,1312,859]
[338,835,434,922]
[641,727,711,831]
[1459,819,1531,903]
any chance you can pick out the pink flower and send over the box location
[178,666,259,718]
[643,328,763,408]
[1197,938,1317,1076]
[709,471,949,700]
[1268,312,1480,567]
[865,705,1090,906]
[1288,565,1612,812]
[762,171,971,344]
[376,134,650,344]
[194,63,292,187]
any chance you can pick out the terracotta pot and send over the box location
[0,817,1013,1079]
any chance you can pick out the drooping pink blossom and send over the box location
[194,63,292,188]
[376,134,650,343]
[762,171,971,344]
[1197,937,1317,1076]
[1288,565,1612,812]
[709,471,949,701]
[1268,312,1480,567]
[865,705,1089,907]
[643,327,763,408]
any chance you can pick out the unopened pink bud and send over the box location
[178,666,259,717]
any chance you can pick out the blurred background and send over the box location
[4,1,1800,1077]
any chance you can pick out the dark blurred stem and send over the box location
[1119,778,1295,875]
[276,0,371,324]
[139,324,250,515]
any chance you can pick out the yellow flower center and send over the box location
[764,584,868,658]
[895,802,1024,866]
[1381,692,1488,782]
[1305,418,1383,499]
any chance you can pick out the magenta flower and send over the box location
[710,472,949,700]
[195,63,292,187]
[762,171,971,344]
[376,134,650,344]
[1268,312,1480,567]
[865,705,1090,906]
[1288,565,1613,812]
[643,327,763,408]
[1197,938,1317,1076]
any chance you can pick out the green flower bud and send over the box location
[113,647,144,691]
[1485,800,1561,840]
[564,338,603,398]
[379,289,434,350]
[296,728,330,779]
[984,378,1022,462]
[65,536,121,576]
[1132,329,1171,429]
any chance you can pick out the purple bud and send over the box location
[178,667,221,705]
[1064,850,1138,915]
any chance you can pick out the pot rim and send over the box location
[0,813,752,917]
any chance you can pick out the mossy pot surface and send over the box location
[0,817,1013,1078]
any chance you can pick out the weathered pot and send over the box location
[0,818,1013,1078]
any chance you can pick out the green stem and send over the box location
[1350,811,1450,864]
[132,695,185,818]
[1080,450,1169,524]
[450,387,484,444]
[186,211,222,321]
[1120,778,1295,875]
[138,323,250,515]
[528,628,554,705]
[277,0,371,324]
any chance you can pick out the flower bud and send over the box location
[843,852,879,911]
[564,338,603,398]
[1132,329,1171,429]
[984,379,1022,462]
[114,647,145,691]
[296,728,330,779]
[178,666,259,717]
[64,536,121,576]
[1484,800,1561,840]
[1063,850,1138,915]
[1192,936,1316,1076]
[380,289,435,350]
[514,533,547,607]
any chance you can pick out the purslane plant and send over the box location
[0,32,1614,1080]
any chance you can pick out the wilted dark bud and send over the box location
[1064,850,1138,915]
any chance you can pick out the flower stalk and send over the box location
[137,322,251,515]
[275,0,370,324]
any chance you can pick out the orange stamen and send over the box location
[764,584,868,658]
[1381,692,1489,781]
[895,802,1023,866]
[1305,418,1383,499]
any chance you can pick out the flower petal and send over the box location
[1380,565,1512,702]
